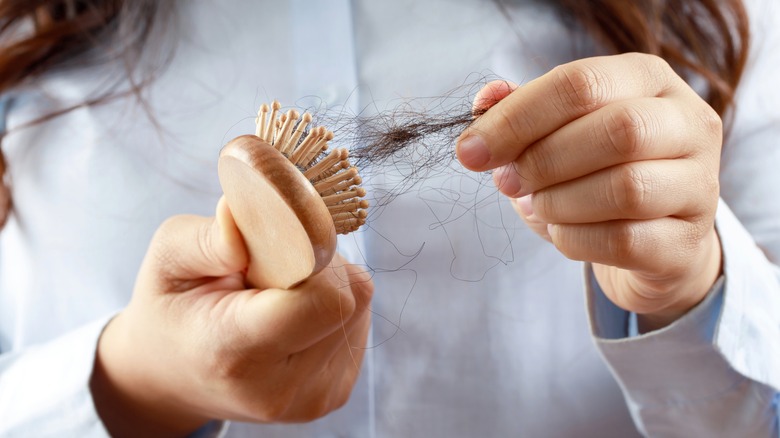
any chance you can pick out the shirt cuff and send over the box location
[712,199,780,391]
[0,315,229,437]
[586,269,740,405]
[583,198,780,435]
[0,316,114,437]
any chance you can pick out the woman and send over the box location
[1,0,778,436]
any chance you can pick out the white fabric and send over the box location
[1,0,779,437]
[588,202,780,436]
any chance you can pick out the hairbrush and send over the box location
[218,101,368,290]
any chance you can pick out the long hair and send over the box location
[0,0,171,227]
[0,0,751,228]
[556,0,749,117]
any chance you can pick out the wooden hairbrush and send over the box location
[218,101,368,290]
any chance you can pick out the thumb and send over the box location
[141,196,249,287]
[235,254,367,353]
[457,80,519,170]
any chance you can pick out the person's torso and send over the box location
[0,0,640,436]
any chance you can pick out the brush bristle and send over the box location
[255,101,368,234]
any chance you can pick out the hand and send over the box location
[90,197,373,437]
[457,53,722,331]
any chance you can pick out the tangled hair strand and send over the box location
[0,0,173,227]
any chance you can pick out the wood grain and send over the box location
[218,135,337,289]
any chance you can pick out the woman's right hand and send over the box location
[90,197,374,437]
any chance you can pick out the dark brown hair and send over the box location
[0,0,752,227]
[555,0,749,117]
[0,0,171,227]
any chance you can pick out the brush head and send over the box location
[219,135,336,290]
[218,102,368,290]
[255,100,368,234]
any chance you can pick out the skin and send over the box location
[90,197,374,436]
[89,52,721,432]
[457,53,723,332]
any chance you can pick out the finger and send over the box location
[287,261,373,367]
[530,159,718,224]
[547,218,710,276]
[304,261,373,361]
[510,196,551,242]
[237,269,371,423]
[300,266,373,363]
[457,53,683,171]
[341,262,374,313]
[236,255,373,354]
[142,196,249,287]
[492,96,720,198]
[473,80,519,112]
[281,310,371,423]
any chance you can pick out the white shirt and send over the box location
[1,1,779,436]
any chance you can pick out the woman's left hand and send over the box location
[457,53,723,331]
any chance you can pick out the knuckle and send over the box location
[648,53,671,68]
[196,221,216,265]
[155,215,179,235]
[203,358,296,422]
[195,219,234,270]
[253,392,296,422]
[603,104,654,160]
[283,381,334,423]
[151,217,179,255]
[643,53,674,75]
[310,273,357,326]
[242,372,304,422]
[609,165,653,216]
[309,394,335,421]
[552,237,577,261]
[553,62,610,112]
[317,292,354,327]
[688,159,720,214]
[333,384,353,410]
[518,145,559,186]
[204,327,270,386]
[696,160,721,203]
[607,222,641,262]
[684,216,713,248]
[283,401,325,424]
[350,273,375,310]
[533,190,558,222]
[149,244,177,278]
[205,346,249,383]
[548,225,583,262]
[634,53,676,86]
[703,176,720,207]
[659,221,708,276]
[698,106,723,146]
[493,104,532,148]
[149,217,186,275]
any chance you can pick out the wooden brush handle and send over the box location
[218,135,337,290]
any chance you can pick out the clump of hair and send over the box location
[316,79,501,208]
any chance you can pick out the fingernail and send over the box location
[493,165,522,197]
[457,135,490,169]
[546,223,556,240]
[515,194,535,220]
